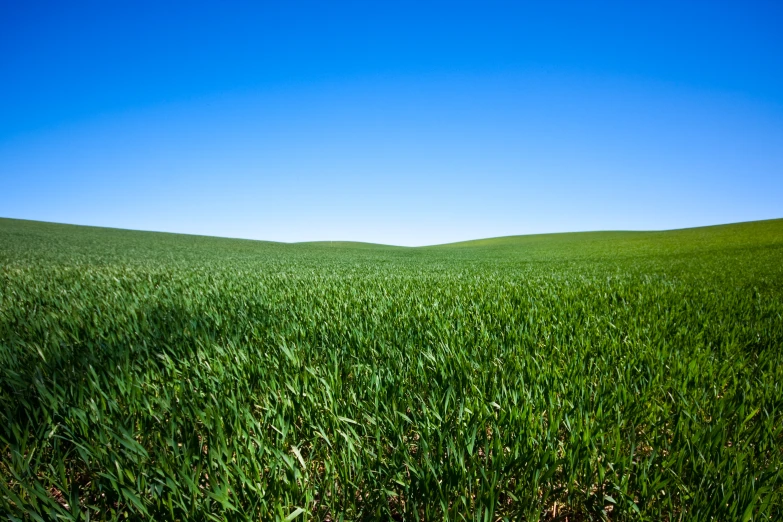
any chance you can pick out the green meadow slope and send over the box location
[1,217,782,520]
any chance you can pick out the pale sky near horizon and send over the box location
[2,1,782,245]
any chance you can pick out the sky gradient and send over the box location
[2,1,782,245]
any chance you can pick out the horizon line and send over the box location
[2,215,781,249]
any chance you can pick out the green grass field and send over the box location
[1,217,782,521]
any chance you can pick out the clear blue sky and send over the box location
[1,1,781,245]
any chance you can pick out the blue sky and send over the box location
[1,1,782,245]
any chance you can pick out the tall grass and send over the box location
[1,218,782,520]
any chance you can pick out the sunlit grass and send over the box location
[1,218,782,520]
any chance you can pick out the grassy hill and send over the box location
[434,219,783,263]
[1,217,782,520]
[4,216,782,262]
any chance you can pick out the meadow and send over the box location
[1,217,782,521]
